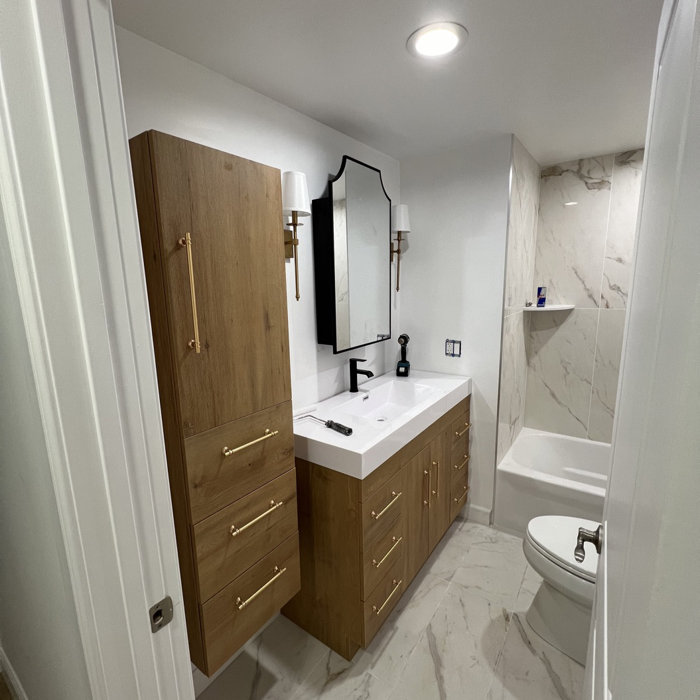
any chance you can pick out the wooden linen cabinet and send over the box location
[129,130,300,675]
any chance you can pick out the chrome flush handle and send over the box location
[574,525,604,562]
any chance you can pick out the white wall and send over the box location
[400,136,513,523]
[115,28,400,410]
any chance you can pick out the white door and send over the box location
[585,0,700,697]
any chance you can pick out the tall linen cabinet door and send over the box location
[149,131,292,436]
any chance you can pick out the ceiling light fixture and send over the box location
[407,22,468,58]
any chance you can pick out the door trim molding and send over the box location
[0,0,193,697]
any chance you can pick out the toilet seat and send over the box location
[526,515,599,582]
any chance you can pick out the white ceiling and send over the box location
[112,0,664,165]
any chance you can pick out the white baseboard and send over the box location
[466,503,492,525]
[0,647,28,700]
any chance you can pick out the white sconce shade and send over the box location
[391,204,411,232]
[282,171,311,216]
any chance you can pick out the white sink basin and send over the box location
[293,370,471,480]
[334,379,434,422]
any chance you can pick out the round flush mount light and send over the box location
[407,22,469,58]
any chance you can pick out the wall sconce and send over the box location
[390,204,411,292]
[282,171,310,301]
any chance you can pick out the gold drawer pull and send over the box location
[432,460,439,496]
[371,491,402,520]
[222,428,279,457]
[230,499,284,537]
[453,486,468,504]
[178,232,201,353]
[372,536,403,569]
[454,455,469,471]
[235,565,287,611]
[455,422,471,438]
[372,578,402,616]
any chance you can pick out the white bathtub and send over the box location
[494,428,610,536]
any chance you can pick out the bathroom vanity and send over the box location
[284,371,471,659]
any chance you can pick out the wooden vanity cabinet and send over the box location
[129,130,300,675]
[284,397,470,660]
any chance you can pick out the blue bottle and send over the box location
[537,286,547,308]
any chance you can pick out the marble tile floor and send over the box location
[197,519,584,700]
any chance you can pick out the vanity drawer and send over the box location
[186,401,294,523]
[450,450,470,489]
[362,554,406,645]
[450,412,471,454]
[361,467,406,546]
[194,469,298,601]
[201,532,300,673]
[450,470,469,522]
[361,516,405,600]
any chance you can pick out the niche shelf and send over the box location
[523,304,575,312]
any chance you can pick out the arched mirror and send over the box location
[312,156,391,353]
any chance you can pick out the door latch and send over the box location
[149,596,174,633]
[574,525,603,562]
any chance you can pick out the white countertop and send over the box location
[293,370,472,480]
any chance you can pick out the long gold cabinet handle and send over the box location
[372,579,402,616]
[453,486,469,504]
[230,499,284,538]
[455,422,471,438]
[371,491,402,520]
[178,232,201,353]
[222,428,279,457]
[423,469,429,506]
[235,565,287,611]
[432,460,439,496]
[454,455,469,471]
[372,535,403,569]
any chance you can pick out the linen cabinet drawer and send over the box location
[361,516,405,600]
[361,467,406,546]
[186,401,294,522]
[362,554,406,645]
[201,532,300,674]
[194,469,298,601]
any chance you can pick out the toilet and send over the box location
[522,515,600,665]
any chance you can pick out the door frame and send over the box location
[0,0,193,697]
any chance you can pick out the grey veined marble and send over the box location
[497,148,643,448]
[196,522,583,700]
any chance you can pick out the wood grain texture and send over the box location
[129,132,206,669]
[194,469,298,602]
[201,532,300,673]
[405,445,431,583]
[361,554,406,645]
[361,467,406,545]
[360,508,405,601]
[286,399,473,660]
[429,428,451,551]
[282,459,363,661]
[185,401,294,523]
[148,131,291,437]
[129,131,296,676]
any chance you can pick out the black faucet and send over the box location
[349,358,374,393]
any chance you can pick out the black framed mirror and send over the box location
[312,156,391,354]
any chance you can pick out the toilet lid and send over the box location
[526,515,599,581]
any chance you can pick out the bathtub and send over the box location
[494,428,610,536]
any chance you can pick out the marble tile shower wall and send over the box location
[525,150,644,442]
[497,138,540,464]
